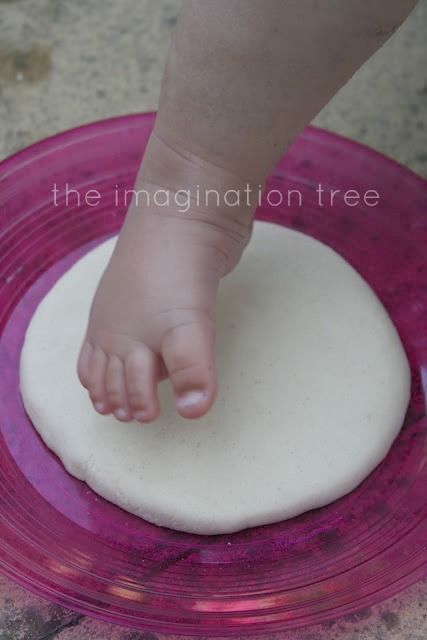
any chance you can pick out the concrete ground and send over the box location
[0,0,426,176]
[0,1,426,640]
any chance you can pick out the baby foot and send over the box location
[77,133,256,423]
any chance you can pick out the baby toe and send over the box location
[87,346,109,415]
[125,347,160,423]
[161,320,217,419]
[105,354,131,421]
[77,340,93,389]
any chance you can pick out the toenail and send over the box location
[94,402,105,413]
[134,411,148,423]
[177,390,206,410]
[114,408,128,421]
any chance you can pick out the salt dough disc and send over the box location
[20,222,410,535]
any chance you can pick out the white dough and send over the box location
[20,222,410,534]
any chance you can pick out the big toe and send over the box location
[161,316,216,419]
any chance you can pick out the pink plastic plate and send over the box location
[0,113,426,637]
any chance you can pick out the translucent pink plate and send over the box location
[0,113,426,637]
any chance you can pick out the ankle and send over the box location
[139,128,264,221]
